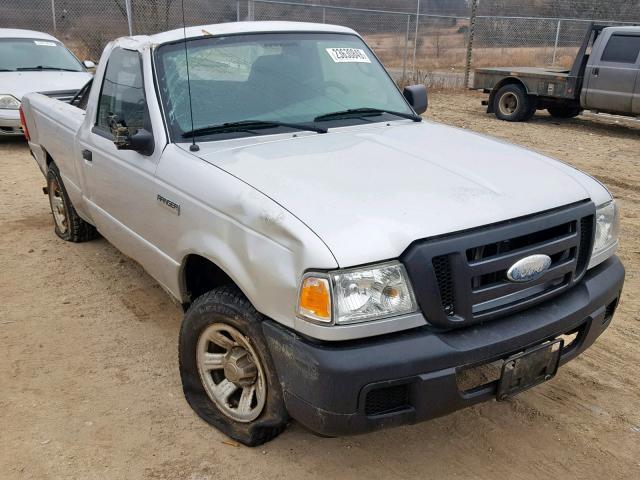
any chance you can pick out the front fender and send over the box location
[155,145,338,330]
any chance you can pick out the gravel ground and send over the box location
[1,91,639,479]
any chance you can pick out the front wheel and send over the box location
[179,286,288,446]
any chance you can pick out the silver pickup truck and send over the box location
[21,21,624,446]
[473,24,640,121]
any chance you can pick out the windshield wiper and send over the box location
[314,107,422,123]
[0,68,16,72]
[17,66,80,72]
[183,120,327,137]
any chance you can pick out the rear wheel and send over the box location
[179,286,288,446]
[493,84,535,122]
[47,162,97,242]
[547,105,581,119]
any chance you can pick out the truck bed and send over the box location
[476,66,570,79]
[473,66,577,100]
[22,93,86,207]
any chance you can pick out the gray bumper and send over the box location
[263,256,624,436]
[0,109,22,136]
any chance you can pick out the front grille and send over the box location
[402,201,596,329]
[432,256,455,315]
[41,89,78,103]
[364,384,410,416]
[577,215,595,274]
[466,218,579,317]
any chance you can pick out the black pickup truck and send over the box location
[473,24,640,121]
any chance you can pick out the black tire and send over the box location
[493,84,535,122]
[47,162,98,242]
[179,286,288,446]
[547,106,582,119]
[522,96,539,121]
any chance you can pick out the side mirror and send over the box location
[403,84,428,114]
[108,114,154,156]
[83,60,96,69]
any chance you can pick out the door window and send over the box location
[95,48,149,136]
[601,35,640,64]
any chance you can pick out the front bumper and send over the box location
[263,256,624,436]
[0,109,23,136]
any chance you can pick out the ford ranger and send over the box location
[20,22,624,446]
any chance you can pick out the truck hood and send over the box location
[193,120,611,267]
[0,71,92,99]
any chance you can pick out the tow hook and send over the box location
[42,186,49,195]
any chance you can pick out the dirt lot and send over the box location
[1,91,639,479]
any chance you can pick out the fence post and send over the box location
[463,0,478,88]
[412,0,420,82]
[50,0,57,33]
[322,7,326,24]
[402,14,410,86]
[552,19,562,65]
[237,1,240,21]
[125,0,133,36]
[248,1,255,21]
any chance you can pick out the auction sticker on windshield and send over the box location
[34,41,56,47]
[326,48,371,63]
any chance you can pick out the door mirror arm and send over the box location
[108,114,154,156]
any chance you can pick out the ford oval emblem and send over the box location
[506,254,552,283]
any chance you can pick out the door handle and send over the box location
[82,149,92,162]
[593,67,599,76]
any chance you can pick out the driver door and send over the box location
[78,47,160,264]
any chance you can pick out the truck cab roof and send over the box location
[600,25,640,34]
[117,21,358,51]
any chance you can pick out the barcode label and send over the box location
[326,48,371,63]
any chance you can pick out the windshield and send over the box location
[0,38,84,72]
[154,32,412,141]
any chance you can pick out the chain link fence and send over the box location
[473,16,639,71]
[1,0,639,88]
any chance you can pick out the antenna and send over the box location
[181,0,199,152]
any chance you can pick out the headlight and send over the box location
[297,261,418,325]
[590,200,620,268]
[0,94,21,110]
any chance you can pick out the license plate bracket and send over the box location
[497,340,563,401]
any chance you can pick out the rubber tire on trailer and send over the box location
[179,286,288,446]
[47,162,98,242]
[547,106,582,119]
[493,83,535,122]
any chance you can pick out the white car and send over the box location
[0,28,93,136]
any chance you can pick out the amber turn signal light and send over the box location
[298,276,331,323]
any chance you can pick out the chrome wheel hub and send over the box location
[223,347,258,387]
[196,323,266,422]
